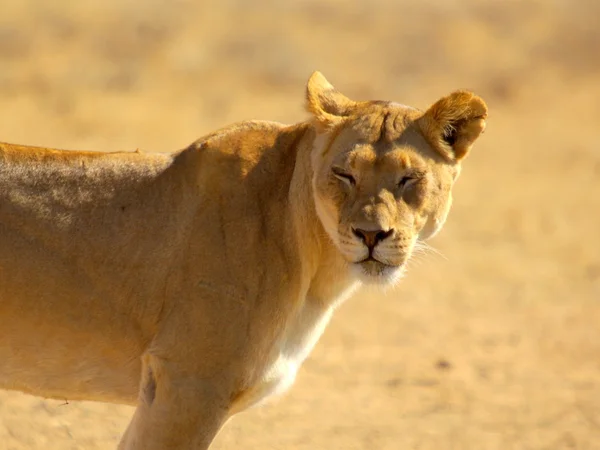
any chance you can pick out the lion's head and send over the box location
[306,72,487,285]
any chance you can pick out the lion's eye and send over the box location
[332,168,356,187]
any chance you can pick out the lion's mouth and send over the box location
[359,255,381,264]
[355,257,397,275]
[349,254,407,285]
[356,256,395,267]
[350,258,405,285]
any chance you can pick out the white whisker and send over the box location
[413,241,447,261]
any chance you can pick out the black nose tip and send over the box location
[352,228,393,248]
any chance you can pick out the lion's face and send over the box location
[306,72,487,286]
[311,121,458,284]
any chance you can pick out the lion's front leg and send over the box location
[117,353,230,450]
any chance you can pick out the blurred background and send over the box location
[0,0,599,448]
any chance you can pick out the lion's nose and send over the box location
[352,228,393,249]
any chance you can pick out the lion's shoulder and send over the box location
[195,120,287,145]
[179,120,309,180]
[189,120,290,158]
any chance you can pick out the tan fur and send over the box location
[0,72,487,449]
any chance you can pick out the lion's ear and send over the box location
[418,90,488,161]
[306,71,355,129]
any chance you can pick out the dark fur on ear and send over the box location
[418,90,488,161]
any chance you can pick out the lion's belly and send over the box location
[0,274,143,404]
[0,323,142,405]
[0,222,150,405]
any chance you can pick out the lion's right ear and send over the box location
[306,71,355,130]
[417,90,488,162]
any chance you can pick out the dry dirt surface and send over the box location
[1,0,599,449]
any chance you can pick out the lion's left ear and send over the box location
[417,90,488,161]
[306,71,356,130]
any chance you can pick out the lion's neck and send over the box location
[230,127,361,412]
[288,125,361,310]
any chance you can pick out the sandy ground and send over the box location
[1,0,599,448]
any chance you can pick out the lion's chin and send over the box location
[350,260,405,286]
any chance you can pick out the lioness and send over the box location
[0,72,487,449]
